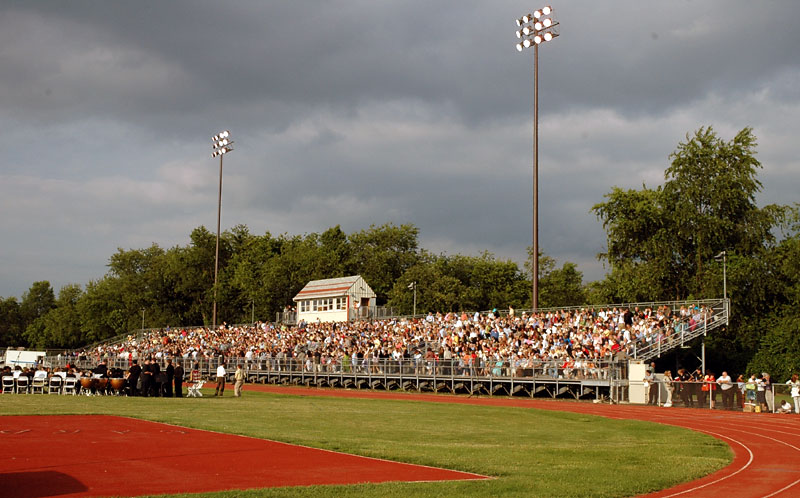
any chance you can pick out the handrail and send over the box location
[631,299,728,362]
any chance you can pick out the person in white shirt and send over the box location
[787,374,800,414]
[214,362,226,396]
[777,400,793,414]
[717,371,735,410]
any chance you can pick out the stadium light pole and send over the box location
[211,130,234,331]
[714,250,729,326]
[714,251,727,301]
[408,281,417,316]
[515,6,559,312]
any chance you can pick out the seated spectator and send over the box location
[777,400,793,414]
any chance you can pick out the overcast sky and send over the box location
[1,1,798,299]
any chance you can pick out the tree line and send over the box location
[0,127,797,379]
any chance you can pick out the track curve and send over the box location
[242,384,800,497]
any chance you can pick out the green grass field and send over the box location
[1,389,731,497]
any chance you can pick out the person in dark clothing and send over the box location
[150,360,162,397]
[623,309,634,327]
[173,361,185,398]
[93,360,108,378]
[141,359,152,397]
[164,359,174,397]
[692,368,703,408]
[678,368,693,407]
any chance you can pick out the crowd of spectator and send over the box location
[59,304,716,380]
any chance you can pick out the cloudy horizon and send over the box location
[2,1,798,299]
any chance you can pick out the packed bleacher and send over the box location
[64,303,714,379]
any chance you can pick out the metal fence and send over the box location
[38,355,624,400]
[628,378,800,413]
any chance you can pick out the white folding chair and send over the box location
[2,376,15,394]
[187,380,205,397]
[31,375,47,394]
[48,375,63,394]
[62,377,78,395]
[15,376,30,394]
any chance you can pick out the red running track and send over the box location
[0,414,487,498]
[244,385,800,498]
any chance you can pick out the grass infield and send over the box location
[1,389,731,497]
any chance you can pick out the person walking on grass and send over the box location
[214,361,226,396]
[234,364,245,397]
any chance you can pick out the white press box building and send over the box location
[293,275,377,323]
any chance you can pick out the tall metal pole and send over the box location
[532,44,539,312]
[212,154,223,331]
[722,252,727,301]
[515,8,558,313]
[723,251,729,327]
[413,282,417,317]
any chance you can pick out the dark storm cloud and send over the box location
[1,1,798,297]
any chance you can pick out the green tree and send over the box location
[388,257,466,314]
[347,223,421,303]
[540,261,586,308]
[20,281,56,324]
[593,127,784,301]
[77,277,126,343]
[30,284,84,349]
[20,281,56,347]
[0,296,25,347]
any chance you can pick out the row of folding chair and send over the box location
[1,375,79,395]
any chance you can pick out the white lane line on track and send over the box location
[656,429,754,498]
[762,477,800,498]
[640,412,800,440]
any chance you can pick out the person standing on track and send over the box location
[763,373,773,412]
[663,370,673,407]
[755,374,769,412]
[717,371,734,410]
[702,371,716,409]
[787,374,800,414]
[678,368,693,407]
[643,369,655,405]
